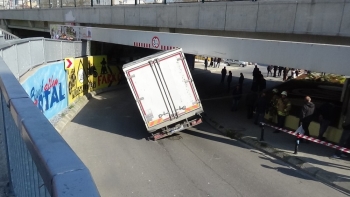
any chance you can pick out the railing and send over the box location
[0,38,100,196]
[0,0,249,8]
[0,37,87,79]
[0,28,19,40]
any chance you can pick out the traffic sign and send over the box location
[65,58,74,69]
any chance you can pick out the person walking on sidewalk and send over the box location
[216,58,221,68]
[221,67,227,83]
[274,91,291,133]
[254,92,268,125]
[213,57,217,67]
[299,96,315,137]
[204,57,208,70]
[318,102,335,140]
[210,57,214,67]
[227,71,233,92]
[231,85,242,111]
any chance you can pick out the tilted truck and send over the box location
[123,48,204,140]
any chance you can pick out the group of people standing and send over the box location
[204,57,222,70]
[266,65,301,81]
[220,66,245,95]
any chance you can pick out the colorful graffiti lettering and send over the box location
[21,61,68,120]
[30,76,65,112]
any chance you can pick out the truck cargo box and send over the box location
[123,49,203,140]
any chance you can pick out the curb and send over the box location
[202,113,350,194]
[52,85,128,133]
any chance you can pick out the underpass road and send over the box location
[61,87,347,197]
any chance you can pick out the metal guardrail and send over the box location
[0,38,100,196]
[0,37,85,79]
[0,0,248,8]
[0,28,19,40]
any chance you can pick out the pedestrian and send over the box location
[274,91,291,133]
[253,64,259,78]
[239,73,244,87]
[268,88,279,123]
[273,65,278,77]
[213,57,217,68]
[210,58,214,67]
[254,92,268,125]
[331,122,350,159]
[283,67,288,81]
[258,74,266,92]
[278,66,283,76]
[231,85,242,111]
[267,65,272,77]
[290,69,296,79]
[246,92,258,119]
[299,96,315,138]
[221,67,227,83]
[204,57,208,70]
[227,71,232,92]
[295,69,300,78]
[318,102,334,140]
[216,58,221,68]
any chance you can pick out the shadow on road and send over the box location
[181,128,247,149]
[260,164,314,180]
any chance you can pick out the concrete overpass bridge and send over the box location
[1,0,350,75]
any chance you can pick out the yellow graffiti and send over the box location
[66,55,120,105]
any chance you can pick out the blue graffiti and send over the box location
[30,77,65,113]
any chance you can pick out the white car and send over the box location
[224,59,248,67]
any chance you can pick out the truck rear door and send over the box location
[123,49,202,132]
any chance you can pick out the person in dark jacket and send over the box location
[239,73,244,87]
[231,85,242,111]
[204,57,208,70]
[318,102,335,140]
[227,71,233,92]
[221,67,227,83]
[246,92,258,119]
[278,66,283,76]
[254,92,268,125]
[210,57,214,67]
[299,96,315,137]
[252,65,259,78]
[258,74,266,92]
[273,65,278,77]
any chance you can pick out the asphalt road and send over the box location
[61,73,348,197]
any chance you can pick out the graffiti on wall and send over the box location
[21,61,68,120]
[50,24,80,41]
[66,55,121,104]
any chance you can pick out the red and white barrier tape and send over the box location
[262,123,350,154]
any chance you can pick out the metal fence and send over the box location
[0,0,248,8]
[0,37,86,79]
[0,38,99,196]
[0,29,19,40]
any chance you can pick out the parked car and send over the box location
[224,59,248,67]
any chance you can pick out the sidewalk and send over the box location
[193,62,350,194]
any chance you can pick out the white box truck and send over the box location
[123,49,204,140]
